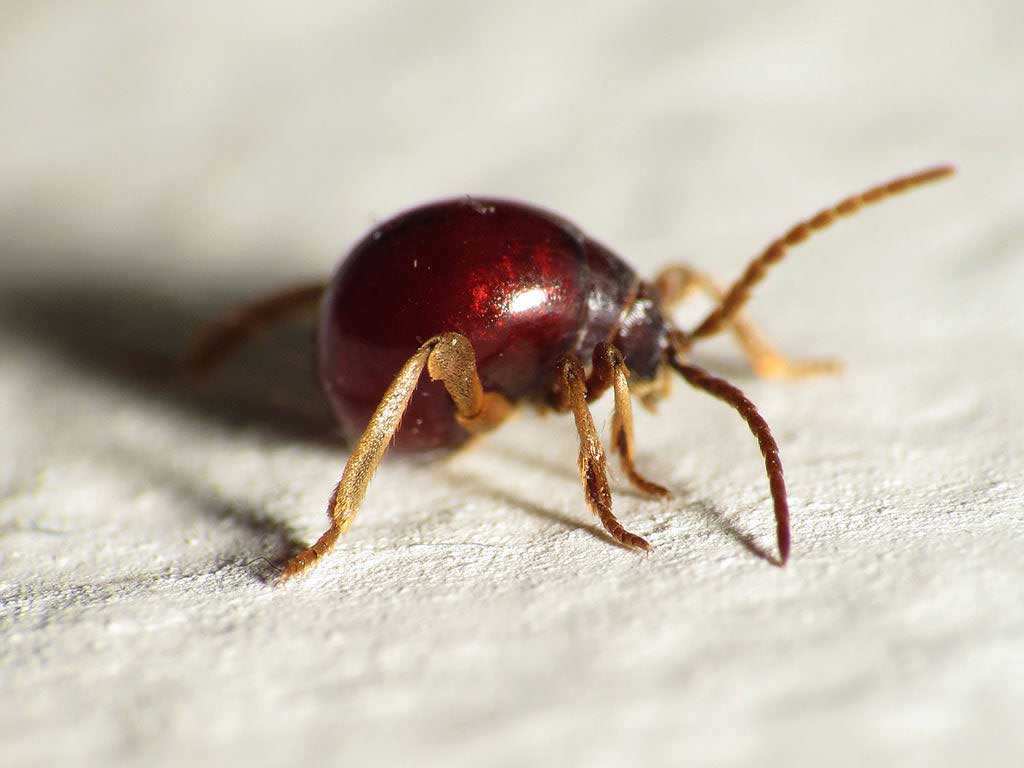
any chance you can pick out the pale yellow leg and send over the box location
[280,332,512,581]
[587,343,670,498]
[556,355,650,550]
[655,265,841,379]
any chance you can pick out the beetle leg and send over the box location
[673,165,954,353]
[555,355,650,551]
[280,332,512,581]
[184,281,327,380]
[587,343,670,497]
[425,333,515,434]
[655,264,840,379]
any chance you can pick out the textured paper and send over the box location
[1,3,1022,766]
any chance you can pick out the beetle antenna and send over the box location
[666,331,790,565]
[674,164,955,353]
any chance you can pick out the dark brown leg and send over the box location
[667,332,790,565]
[587,343,670,497]
[184,282,327,380]
[280,332,512,581]
[655,264,840,379]
[673,165,955,355]
[555,355,650,551]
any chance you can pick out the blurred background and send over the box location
[1,2,1021,767]
[5,2,1016,287]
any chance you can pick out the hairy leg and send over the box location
[586,342,670,497]
[555,355,650,550]
[280,332,512,581]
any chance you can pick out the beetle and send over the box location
[187,165,953,580]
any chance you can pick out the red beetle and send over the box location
[189,166,953,580]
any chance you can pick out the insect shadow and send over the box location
[471,433,777,563]
[102,441,309,585]
[0,265,336,443]
[0,258,327,576]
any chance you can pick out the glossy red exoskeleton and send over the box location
[188,166,953,581]
[320,197,669,453]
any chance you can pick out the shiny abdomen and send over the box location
[318,197,660,451]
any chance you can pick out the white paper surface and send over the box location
[2,2,1022,766]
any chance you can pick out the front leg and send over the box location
[280,332,512,581]
[555,355,650,551]
[587,342,671,498]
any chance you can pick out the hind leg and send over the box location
[184,282,327,380]
[280,332,513,580]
